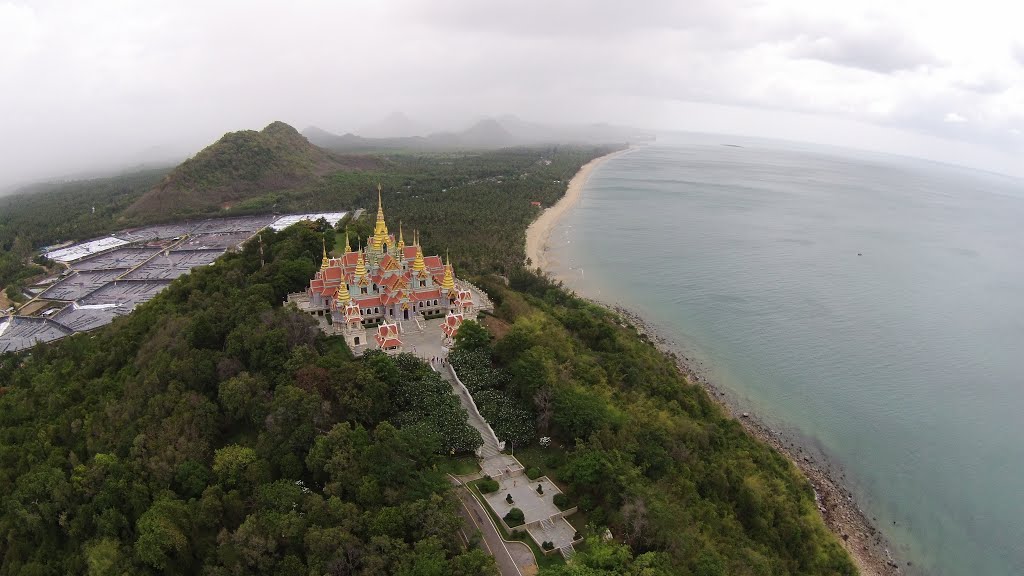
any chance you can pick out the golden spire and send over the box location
[344,228,351,253]
[372,183,389,251]
[355,250,367,278]
[440,249,455,292]
[397,221,405,251]
[320,237,329,269]
[336,276,351,303]
[412,231,426,272]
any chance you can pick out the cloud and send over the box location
[944,112,968,123]
[955,77,1008,94]
[788,24,937,73]
[0,0,1023,184]
[1014,43,1024,67]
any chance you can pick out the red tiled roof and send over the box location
[378,337,402,348]
[403,246,418,259]
[412,288,441,301]
[355,296,382,308]
[424,256,443,269]
[323,267,343,281]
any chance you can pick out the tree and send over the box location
[453,319,490,351]
[213,445,259,489]
[134,497,192,571]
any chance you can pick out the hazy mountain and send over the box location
[356,111,430,138]
[128,121,379,218]
[305,115,653,153]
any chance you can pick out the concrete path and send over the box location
[450,476,537,576]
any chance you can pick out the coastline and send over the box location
[530,154,905,576]
[524,147,632,270]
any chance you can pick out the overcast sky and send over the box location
[1,0,1022,186]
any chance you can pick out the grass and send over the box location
[436,454,481,476]
[467,478,565,569]
[512,444,569,480]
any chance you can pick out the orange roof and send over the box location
[355,296,382,308]
[376,323,400,338]
[424,256,443,269]
[403,246,418,259]
[378,337,402,348]
[412,288,441,301]
[323,267,343,281]
[380,275,401,291]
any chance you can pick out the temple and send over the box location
[296,185,478,352]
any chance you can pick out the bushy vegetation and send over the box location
[476,272,856,576]
[503,508,525,527]
[449,348,509,393]
[552,493,568,510]
[477,478,499,494]
[0,226,495,575]
[472,390,535,447]
[384,352,484,454]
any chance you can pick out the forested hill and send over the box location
[0,220,857,575]
[0,225,496,575]
[126,121,380,219]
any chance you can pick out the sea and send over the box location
[547,134,1024,576]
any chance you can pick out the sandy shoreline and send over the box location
[524,147,631,270]
[527,152,906,576]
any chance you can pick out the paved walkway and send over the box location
[450,476,537,576]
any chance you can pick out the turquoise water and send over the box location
[549,136,1024,576]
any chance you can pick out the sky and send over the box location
[1,0,1022,187]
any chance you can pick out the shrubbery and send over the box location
[503,507,525,527]
[474,389,535,446]
[478,477,500,494]
[553,493,569,509]
[526,467,542,480]
[449,348,510,393]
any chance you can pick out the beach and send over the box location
[524,147,631,270]
[531,152,903,576]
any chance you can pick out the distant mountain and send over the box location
[356,111,429,138]
[128,121,379,218]
[305,115,654,153]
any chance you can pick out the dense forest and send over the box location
[453,272,856,575]
[0,137,856,574]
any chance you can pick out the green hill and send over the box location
[127,121,380,218]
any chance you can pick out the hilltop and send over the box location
[127,121,379,219]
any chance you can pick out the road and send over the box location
[449,475,537,576]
